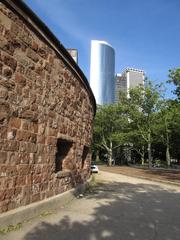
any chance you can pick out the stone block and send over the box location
[0,112,8,123]
[37,47,48,59]
[0,100,9,113]
[0,190,6,201]
[2,67,13,79]
[15,176,26,186]
[15,73,26,86]
[31,193,40,203]
[0,126,7,139]
[46,136,57,146]
[27,48,39,62]
[0,85,8,99]
[0,200,9,213]
[16,130,30,141]
[8,152,19,165]
[37,135,45,144]
[26,175,32,185]
[9,117,21,129]
[19,142,37,153]
[32,174,42,184]
[3,140,19,152]
[0,11,11,30]
[0,151,7,164]
[20,110,38,122]
[17,164,31,176]
[7,130,16,140]
[1,53,17,71]
[14,186,22,197]
[31,41,39,51]
[5,188,14,200]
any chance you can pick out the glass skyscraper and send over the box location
[90,40,115,105]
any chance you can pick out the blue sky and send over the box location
[25,0,180,98]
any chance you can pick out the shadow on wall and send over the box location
[24,181,180,240]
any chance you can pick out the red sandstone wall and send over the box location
[0,2,95,213]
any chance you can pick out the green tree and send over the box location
[93,77,180,168]
[127,130,147,165]
[125,81,161,168]
[117,90,147,165]
[169,101,180,161]
[93,104,129,166]
[168,68,180,101]
[154,100,174,167]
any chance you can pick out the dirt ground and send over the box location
[99,165,180,185]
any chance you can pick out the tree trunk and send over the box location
[141,156,145,165]
[148,143,152,168]
[166,146,171,167]
[141,146,145,165]
[127,148,131,164]
[108,141,113,166]
[147,131,152,168]
[165,118,171,167]
[95,150,100,162]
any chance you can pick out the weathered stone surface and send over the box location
[2,67,13,79]
[1,53,17,71]
[9,117,21,129]
[15,73,26,86]
[0,1,95,214]
[27,49,39,63]
[0,126,7,139]
[0,151,7,164]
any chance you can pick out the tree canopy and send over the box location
[93,72,180,168]
[168,68,180,101]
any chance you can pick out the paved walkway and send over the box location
[1,171,180,240]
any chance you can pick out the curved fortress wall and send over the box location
[0,0,96,213]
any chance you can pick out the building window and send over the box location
[82,146,89,168]
[55,139,73,172]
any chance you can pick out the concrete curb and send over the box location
[0,178,91,229]
[100,170,180,187]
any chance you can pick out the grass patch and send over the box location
[84,175,97,194]
[39,211,53,217]
[0,210,54,235]
[0,223,22,234]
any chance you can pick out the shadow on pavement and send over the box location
[24,181,180,240]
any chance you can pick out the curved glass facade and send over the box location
[90,40,115,105]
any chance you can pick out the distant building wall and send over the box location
[115,74,126,102]
[129,70,144,88]
[90,40,115,105]
[115,68,144,101]
[0,0,95,213]
[67,49,78,63]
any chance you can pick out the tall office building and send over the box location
[90,40,115,105]
[115,68,145,102]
